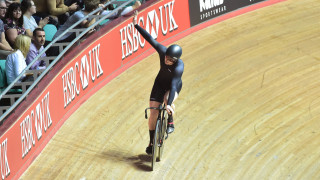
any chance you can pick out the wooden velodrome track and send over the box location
[21,0,320,179]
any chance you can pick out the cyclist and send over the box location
[133,11,184,155]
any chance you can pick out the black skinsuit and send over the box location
[135,24,184,106]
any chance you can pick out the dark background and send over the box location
[189,0,266,26]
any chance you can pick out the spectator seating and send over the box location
[43,24,58,41]
[99,19,110,26]
[0,59,6,92]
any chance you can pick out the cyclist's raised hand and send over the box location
[133,10,138,25]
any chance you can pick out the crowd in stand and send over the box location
[0,0,142,88]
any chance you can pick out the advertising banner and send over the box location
[0,0,191,179]
[189,0,266,27]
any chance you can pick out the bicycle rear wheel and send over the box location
[152,119,161,170]
[158,110,168,162]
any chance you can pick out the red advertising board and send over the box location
[0,0,285,179]
[119,0,190,64]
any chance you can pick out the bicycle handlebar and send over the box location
[144,107,166,119]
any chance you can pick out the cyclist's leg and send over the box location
[149,82,165,131]
[149,101,162,130]
[146,100,161,155]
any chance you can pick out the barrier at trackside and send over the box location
[189,0,267,27]
[0,0,284,179]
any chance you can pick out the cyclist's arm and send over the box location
[134,24,164,53]
[167,62,184,106]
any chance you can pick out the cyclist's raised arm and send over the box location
[133,11,164,53]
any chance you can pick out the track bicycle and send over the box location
[145,104,169,171]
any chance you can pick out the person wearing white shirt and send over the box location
[5,34,31,84]
[21,0,49,37]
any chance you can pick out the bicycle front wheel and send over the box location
[158,110,168,162]
[152,119,161,170]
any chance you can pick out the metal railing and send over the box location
[0,0,136,122]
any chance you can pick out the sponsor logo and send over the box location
[20,92,52,159]
[120,0,179,60]
[189,0,266,26]
[0,138,10,180]
[189,0,227,25]
[62,44,103,108]
[200,0,224,12]
[200,5,226,21]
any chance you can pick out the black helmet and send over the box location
[166,44,182,61]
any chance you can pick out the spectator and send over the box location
[5,34,32,84]
[26,28,46,70]
[33,0,78,26]
[22,0,49,37]
[0,0,13,59]
[4,2,25,48]
[53,0,101,42]
[0,0,7,22]
[100,0,141,19]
